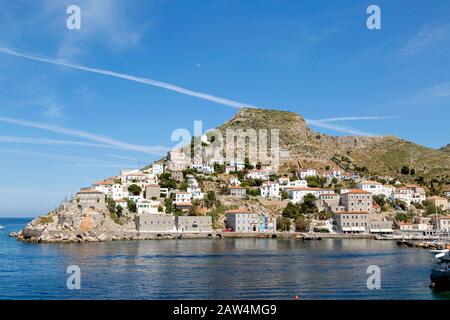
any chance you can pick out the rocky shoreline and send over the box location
[9,226,377,244]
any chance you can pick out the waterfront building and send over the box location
[333,211,369,233]
[135,213,176,232]
[175,216,212,232]
[225,209,275,233]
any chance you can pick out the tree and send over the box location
[160,173,177,189]
[317,210,332,220]
[106,197,116,215]
[179,181,189,191]
[300,194,318,215]
[282,202,302,219]
[306,176,326,188]
[116,205,123,217]
[128,184,142,196]
[165,198,174,213]
[248,188,260,197]
[276,217,291,231]
[281,190,289,200]
[203,190,217,209]
[401,165,410,175]
[295,216,310,232]
[127,199,137,213]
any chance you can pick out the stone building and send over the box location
[175,216,212,232]
[340,189,372,212]
[333,211,369,233]
[135,213,176,232]
[145,184,161,200]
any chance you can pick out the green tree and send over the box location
[282,202,302,219]
[295,216,310,232]
[128,184,142,196]
[281,190,289,200]
[165,198,174,213]
[127,199,136,213]
[317,210,332,220]
[276,217,291,231]
[401,165,410,175]
[300,194,318,215]
[306,176,326,188]
[203,190,217,209]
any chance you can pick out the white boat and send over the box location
[0,225,4,230]
[431,248,449,255]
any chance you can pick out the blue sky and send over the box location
[0,0,449,216]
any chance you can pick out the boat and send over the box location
[0,225,4,230]
[430,260,450,290]
[430,248,449,254]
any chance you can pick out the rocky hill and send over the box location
[218,108,450,180]
[441,144,450,154]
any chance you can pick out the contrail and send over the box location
[315,116,398,122]
[0,116,170,155]
[305,119,378,136]
[0,47,256,109]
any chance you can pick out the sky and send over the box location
[0,0,449,217]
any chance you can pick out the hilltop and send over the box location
[218,108,450,181]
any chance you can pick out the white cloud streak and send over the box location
[0,47,256,109]
[305,119,378,136]
[0,116,169,155]
[315,116,398,122]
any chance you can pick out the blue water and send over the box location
[1,218,449,300]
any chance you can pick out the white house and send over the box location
[173,191,192,204]
[287,180,308,188]
[381,185,395,198]
[260,181,280,199]
[300,169,317,179]
[229,177,241,186]
[245,170,268,180]
[187,187,204,200]
[115,198,128,209]
[225,165,236,174]
[93,179,114,195]
[287,187,326,204]
[278,177,290,185]
[136,199,159,214]
[357,181,383,195]
[152,164,164,175]
[112,184,129,201]
[202,164,215,174]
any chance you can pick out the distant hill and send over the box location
[217,108,450,180]
[440,144,450,154]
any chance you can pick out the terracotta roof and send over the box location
[78,188,102,194]
[225,209,254,214]
[342,189,371,195]
[94,180,114,185]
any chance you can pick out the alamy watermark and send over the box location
[67,265,81,290]
[171,121,282,170]
[366,265,381,290]
[66,5,81,30]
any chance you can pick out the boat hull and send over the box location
[430,268,450,290]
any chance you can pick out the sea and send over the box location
[0,217,449,300]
